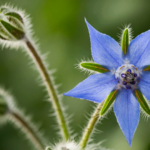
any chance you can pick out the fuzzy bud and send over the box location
[0,6,25,41]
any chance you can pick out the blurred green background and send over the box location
[0,0,150,150]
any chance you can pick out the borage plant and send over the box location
[0,3,150,150]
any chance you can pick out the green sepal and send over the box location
[5,12,24,31]
[100,90,117,116]
[0,24,14,40]
[80,62,109,73]
[6,12,23,23]
[0,20,25,39]
[121,28,129,56]
[143,65,150,71]
[135,90,150,115]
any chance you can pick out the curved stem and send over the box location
[9,110,44,150]
[80,101,104,149]
[24,39,69,141]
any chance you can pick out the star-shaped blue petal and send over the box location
[126,30,150,69]
[114,89,140,146]
[64,73,117,103]
[85,19,124,70]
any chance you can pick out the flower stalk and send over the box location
[80,101,104,149]
[24,38,70,141]
[0,5,70,141]
[0,87,46,150]
[8,110,44,150]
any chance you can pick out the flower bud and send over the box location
[0,6,25,41]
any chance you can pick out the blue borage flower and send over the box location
[64,19,150,146]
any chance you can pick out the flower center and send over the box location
[115,64,140,89]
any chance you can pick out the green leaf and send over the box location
[6,12,23,23]
[135,90,150,115]
[100,90,117,116]
[143,65,150,71]
[0,20,25,39]
[121,28,129,56]
[80,62,109,73]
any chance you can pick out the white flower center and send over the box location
[115,64,140,89]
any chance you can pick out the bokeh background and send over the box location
[0,0,150,150]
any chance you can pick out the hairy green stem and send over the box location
[80,101,104,149]
[9,110,44,150]
[24,39,69,141]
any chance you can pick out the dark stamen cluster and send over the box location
[121,69,138,89]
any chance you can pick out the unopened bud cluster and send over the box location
[0,6,25,41]
[45,141,80,150]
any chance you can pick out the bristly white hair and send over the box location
[46,141,80,150]
[45,140,111,150]
[85,142,112,150]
